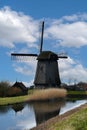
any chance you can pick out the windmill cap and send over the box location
[37,51,58,60]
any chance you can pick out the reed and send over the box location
[29,88,67,101]
[0,88,67,106]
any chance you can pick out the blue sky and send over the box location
[0,0,87,86]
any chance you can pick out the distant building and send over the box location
[77,82,87,91]
[62,82,86,91]
[11,81,28,95]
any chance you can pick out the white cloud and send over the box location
[60,13,87,22]
[45,14,87,48]
[23,80,34,87]
[59,57,87,84]
[15,66,32,75]
[0,6,39,48]
[1,6,86,84]
[13,60,37,76]
[1,7,87,49]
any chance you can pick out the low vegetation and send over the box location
[0,81,11,97]
[0,88,67,106]
[0,95,28,105]
[0,81,27,97]
[0,81,86,106]
[29,88,67,101]
[0,87,87,106]
[67,90,87,100]
[7,87,25,97]
[68,90,87,95]
[49,105,87,130]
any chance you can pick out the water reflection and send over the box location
[60,99,87,115]
[0,105,11,114]
[0,100,65,130]
[29,100,65,125]
[0,103,36,130]
[0,99,86,130]
[12,103,25,113]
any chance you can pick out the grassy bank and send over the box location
[52,105,87,130]
[0,89,86,106]
[32,103,87,130]
[0,88,67,106]
[67,90,87,100]
[68,90,87,95]
[0,95,29,105]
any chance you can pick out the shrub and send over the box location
[0,81,11,97]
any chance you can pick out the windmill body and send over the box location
[34,51,61,88]
[11,21,67,88]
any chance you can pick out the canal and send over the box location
[0,99,87,130]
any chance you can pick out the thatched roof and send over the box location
[37,51,58,60]
[12,81,28,92]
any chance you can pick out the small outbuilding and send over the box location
[8,81,28,96]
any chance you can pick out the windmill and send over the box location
[11,21,67,88]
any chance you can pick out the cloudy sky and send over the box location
[0,0,87,86]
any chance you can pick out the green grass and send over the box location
[0,95,30,105]
[48,106,87,130]
[0,89,86,106]
[68,90,87,95]
[0,88,67,106]
[67,90,87,100]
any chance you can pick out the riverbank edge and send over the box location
[0,88,67,106]
[31,103,87,130]
[0,92,86,106]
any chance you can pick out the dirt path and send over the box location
[31,103,87,130]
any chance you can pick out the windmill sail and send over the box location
[40,21,44,53]
[58,55,67,59]
[11,21,44,61]
[11,53,38,61]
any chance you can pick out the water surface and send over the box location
[0,99,86,130]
